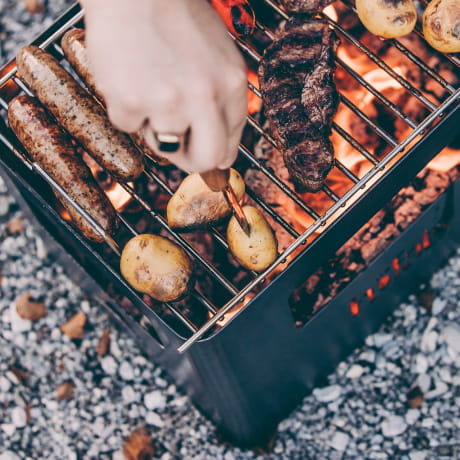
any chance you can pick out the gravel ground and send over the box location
[1,2,460,459]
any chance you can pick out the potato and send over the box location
[356,0,417,38]
[167,168,245,230]
[120,234,193,302]
[423,0,460,53]
[227,206,278,272]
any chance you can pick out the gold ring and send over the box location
[151,130,190,154]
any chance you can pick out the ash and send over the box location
[1,4,460,460]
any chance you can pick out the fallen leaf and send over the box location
[60,312,86,339]
[56,381,75,401]
[417,288,434,313]
[16,292,47,321]
[6,216,24,234]
[407,385,424,409]
[123,427,154,460]
[9,366,29,385]
[25,402,31,425]
[23,0,44,13]
[97,328,111,358]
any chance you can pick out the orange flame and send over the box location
[210,0,256,37]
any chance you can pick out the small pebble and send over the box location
[313,385,342,403]
[381,416,407,437]
[144,391,167,410]
[328,431,350,451]
[440,325,460,353]
[100,356,118,376]
[346,364,364,379]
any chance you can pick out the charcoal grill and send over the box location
[0,0,459,447]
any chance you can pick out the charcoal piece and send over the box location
[278,0,334,14]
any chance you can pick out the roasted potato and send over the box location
[167,168,245,230]
[423,0,460,53]
[227,206,278,272]
[120,234,193,302]
[356,0,417,38]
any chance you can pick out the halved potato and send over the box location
[227,206,278,272]
[167,168,245,230]
[120,234,193,302]
[356,0,417,38]
[423,0,460,53]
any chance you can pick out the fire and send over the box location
[247,69,262,115]
[209,0,256,37]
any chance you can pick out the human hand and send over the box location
[80,0,247,173]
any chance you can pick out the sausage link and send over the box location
[61,29,169,166]
[16,46,144,181]
[8,95,119,242]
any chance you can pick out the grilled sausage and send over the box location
[16,46,144,181]
[61,29,169,166]
[8,95,119,242]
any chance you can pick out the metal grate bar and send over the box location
[237,143,320,218]
[321,184,340,202]
[117,213,219,316]
[324,16,438,111]
[334,158,360,183]
[245,187,300,238]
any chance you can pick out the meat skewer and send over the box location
[259,16,339,192]
[16,46,144,181]
[8,95,119,242]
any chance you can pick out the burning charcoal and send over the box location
[56,380,75,401]
[15,292,47,321]
[97,328,111,358]
[123,427,154,460]
[60,312,86,339]
[407,385,424,409]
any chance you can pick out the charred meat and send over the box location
[278,0,334,14]
[259,16,339,191]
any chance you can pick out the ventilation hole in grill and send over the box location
[349,299,360,316]
[378,274,391,290]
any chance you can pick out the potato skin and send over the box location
[356,0,417,38]
[423,0,460,53]
[120,234,194,302]
[227,206,278,272]
[167,168,245,230]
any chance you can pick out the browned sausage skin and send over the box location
[61,29,169,167]
[16,46,144,181]
[8,95,119,242]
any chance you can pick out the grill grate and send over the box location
[0,1,459,352]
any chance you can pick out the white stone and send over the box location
[440,325,460,353]
[439,367,452,383]
[118,361,134,381]
[1,424,16,436]
[431,298,447,316]
[313,385,342,403]
[381,416,407,437]
[121,386,138,404]
[11,406,27,428]
[144,391,167,410]
[346,364,364,379]
[405,409,420,425]
[35,237,47,259]
[425,381,448,399]
[421,331,438,353]
[9,301,31,333]
[111,451,125,460]
[145,411,164,427]
[368,333,393,348]
[421,417,435,428]
[409,451,429,460]
[0,451,21,460]
[417,374,431,393]
[100,356,118,376]
[0,376,12,393]
[328,431,350,451]
[413,354,429,374]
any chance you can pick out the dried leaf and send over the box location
[25,402,32,425]
[123,427,154,460]
[23,0,44,14]
[97,328,111,358]
[6,216,24,234]
[407,385,424,409]
[60,312,86,339]
[16,292,47,321]
[56,381,75,401]
[417,289,434,313]
[9,366,29,385]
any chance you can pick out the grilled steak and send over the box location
[278,0,334,14]
[259,16,339,192]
